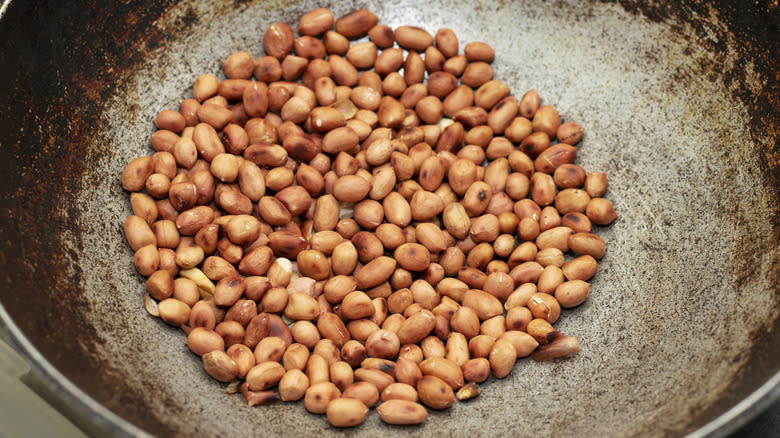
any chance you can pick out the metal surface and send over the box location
[0,0,777,437]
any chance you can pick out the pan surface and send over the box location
[0,0,777,437]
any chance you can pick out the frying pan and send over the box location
[0,0,777,436]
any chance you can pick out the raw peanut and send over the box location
[341,291,375,320]
[562,254,598,281]
[518,89,541,118]
[428,71,458,98]
[296,249,331,281]
[424,45,445,73]
[189,300,216,330]
[377,399,428,425]
[360,358,397,377]
[444,332,469,366]
[397,310,436,345]
[213,275,245,307]
[562,212,592,233]
[461,62,493,88]
[354,368,395,393]
[341,341,367,367]
[306,353,331,385]
[346,41,377,69]
[461,290,502,321]
[375,47,404,75]
[317,312,351,347]
[450,306,480,339]
[284,293,320,321]
[568,232,606,259]
[586,198,617,225]
[299,8,334,36]
[326,398,368,428]
[134,245,159,276]
[226,344,256,379]
[279,369,309,401]
[443,85,474,118]
[527,318,557,345]
[381,382,418,402]
[536,247,565,267]
[434,28,459,57]
[500,330,539,358]
[193,74,218,102]
[202,350,239,383]
[260,287,288,314]
[520,132,552,160]
[330,361,355,391]
[555,280,591,308]
[151,130,180,153]
[470,214,500,243]
[585,171,608,197]
[557,121,584,144]
[536,144,577,173]
[553,164,593,188]
[304,382,342,414]
[437,121,465,152]
[416,95,444,124]
[366,329,401,359]
[268,231,307,259]
[124,215,157,251]
[291,322,321,349]
[322,126,360,154]
[394,243,431,272]
[335,9,378,38]
[555,188,591,215]
[532,105,561,138]
[342,381,380,407]
[489,338,517,378]
[254,56,282,82]
[122,156,155,192]
[395,357,423,385]
[187,327,224,356]
[468,334,495,359]
[462,181,492,216]
[415,223,447,253]
[527,293,561,323]
[488,96,518,134]
[264,23,294,59]
[482,271,514,302]
[331,241,358,275]
[536,226,574,252]
[158,298,190,326]
[462,357,491,383]
[417,375,455,410]
[531,335,580,361]
[530,172,556,207]
[419,357,464,389]
[154,110,186,133]
[313,194,340,231]
[369,24,395,48]
[420,336,445,359]
[394,26,434,52]
[537,265,565,294]
[355,256,396,290]
[254,336,286,364]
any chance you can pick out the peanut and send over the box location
[125,11,616,425]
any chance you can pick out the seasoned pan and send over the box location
[0,0,777,436]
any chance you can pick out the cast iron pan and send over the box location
[0,0,777,436]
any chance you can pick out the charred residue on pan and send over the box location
[0,0,188,435]
[614,0,780,435]
[613,0,779,207]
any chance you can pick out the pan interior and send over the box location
[65,0,779,436]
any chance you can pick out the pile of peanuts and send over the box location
[121,7,617,428]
